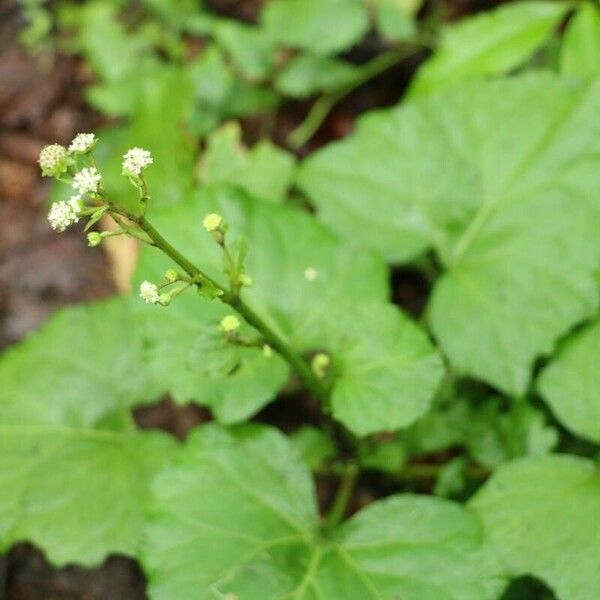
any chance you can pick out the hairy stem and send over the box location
[135,216,329,402]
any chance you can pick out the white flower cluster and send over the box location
[139,281,160,304]
[68,133,96,153]
[72,167,102,194]
[38,144,67,173]
[47,197,82,232]
[122,147,153,176]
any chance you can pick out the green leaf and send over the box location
[137,186,443,433]
[470,454,600,600]
[325,303,444,436]
[0,299,151,427]
[538,319,600,442]
[408,1,569,97]
[261,0,369,55]
[0,426,175,566]
[94,65,196,212]
[137,295,289,424]
[275,54,361,98]
[199,122,296,203]
[0,298,177,565]
[299,74,600,395]
[289,426,337,470]
[136,185,388,353]
[373,0,418,42]
[143,424,504,599]
[187,45,277,137]
[212,19,276,80]
[561,2,600,77]
[464,399,558,470]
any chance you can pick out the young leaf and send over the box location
[299,74,600,395]
[537,319,600,442]
[275,54,361,98]
[261,0,369,55]
[0,298,176,565]
[560,2,600,77]
[198,122,296,203]
[470,454,600,600]
[408,1,569,97]
[143,424,504,599]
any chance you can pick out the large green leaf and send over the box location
[0,426,175,566]
[470,454,600,600]
[537,319,600,442]
[0,299,151,427]
[0,299,176,565]
[143,425,504,599]
[136,186,443,433]
[561,2,600,77]
[261,0,369,55]
[298,74,600,395]
[408,1,569,97]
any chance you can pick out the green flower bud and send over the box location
[311,353,331,379]
[159,293,171,306]
[87,232,103,247]
[165,269,180,283]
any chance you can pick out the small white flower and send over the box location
[72,167,102,194]
[47,196,82,232]
[139,281,160,304]
[202,213,222,232]
[304,267,318,281]
[122,147,153,176]
[219,315,240,333]
[38,144,67,174]
[68,133,96,153]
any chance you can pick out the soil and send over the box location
[0,0,504,598]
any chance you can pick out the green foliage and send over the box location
[408,1,569,97]
[299,74,600,395]
[471,455,600,599]
[538,320,600,442]
[262,0,369,54]
[0,299,176,565]
[7,1,600,596]
[198,122,296,203]
[560,2,600,76]
[143,425,504,599]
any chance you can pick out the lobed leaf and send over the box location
[470,454,600,600]
[143,424,504,599]
[0,299,176,565]
[299,74,600,395]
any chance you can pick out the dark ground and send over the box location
[0,0,507,598]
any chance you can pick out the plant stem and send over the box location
[287,46,416,149]
[323,462,359,534]
[135,216,329,403]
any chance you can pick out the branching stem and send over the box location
[133,215,329,403]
